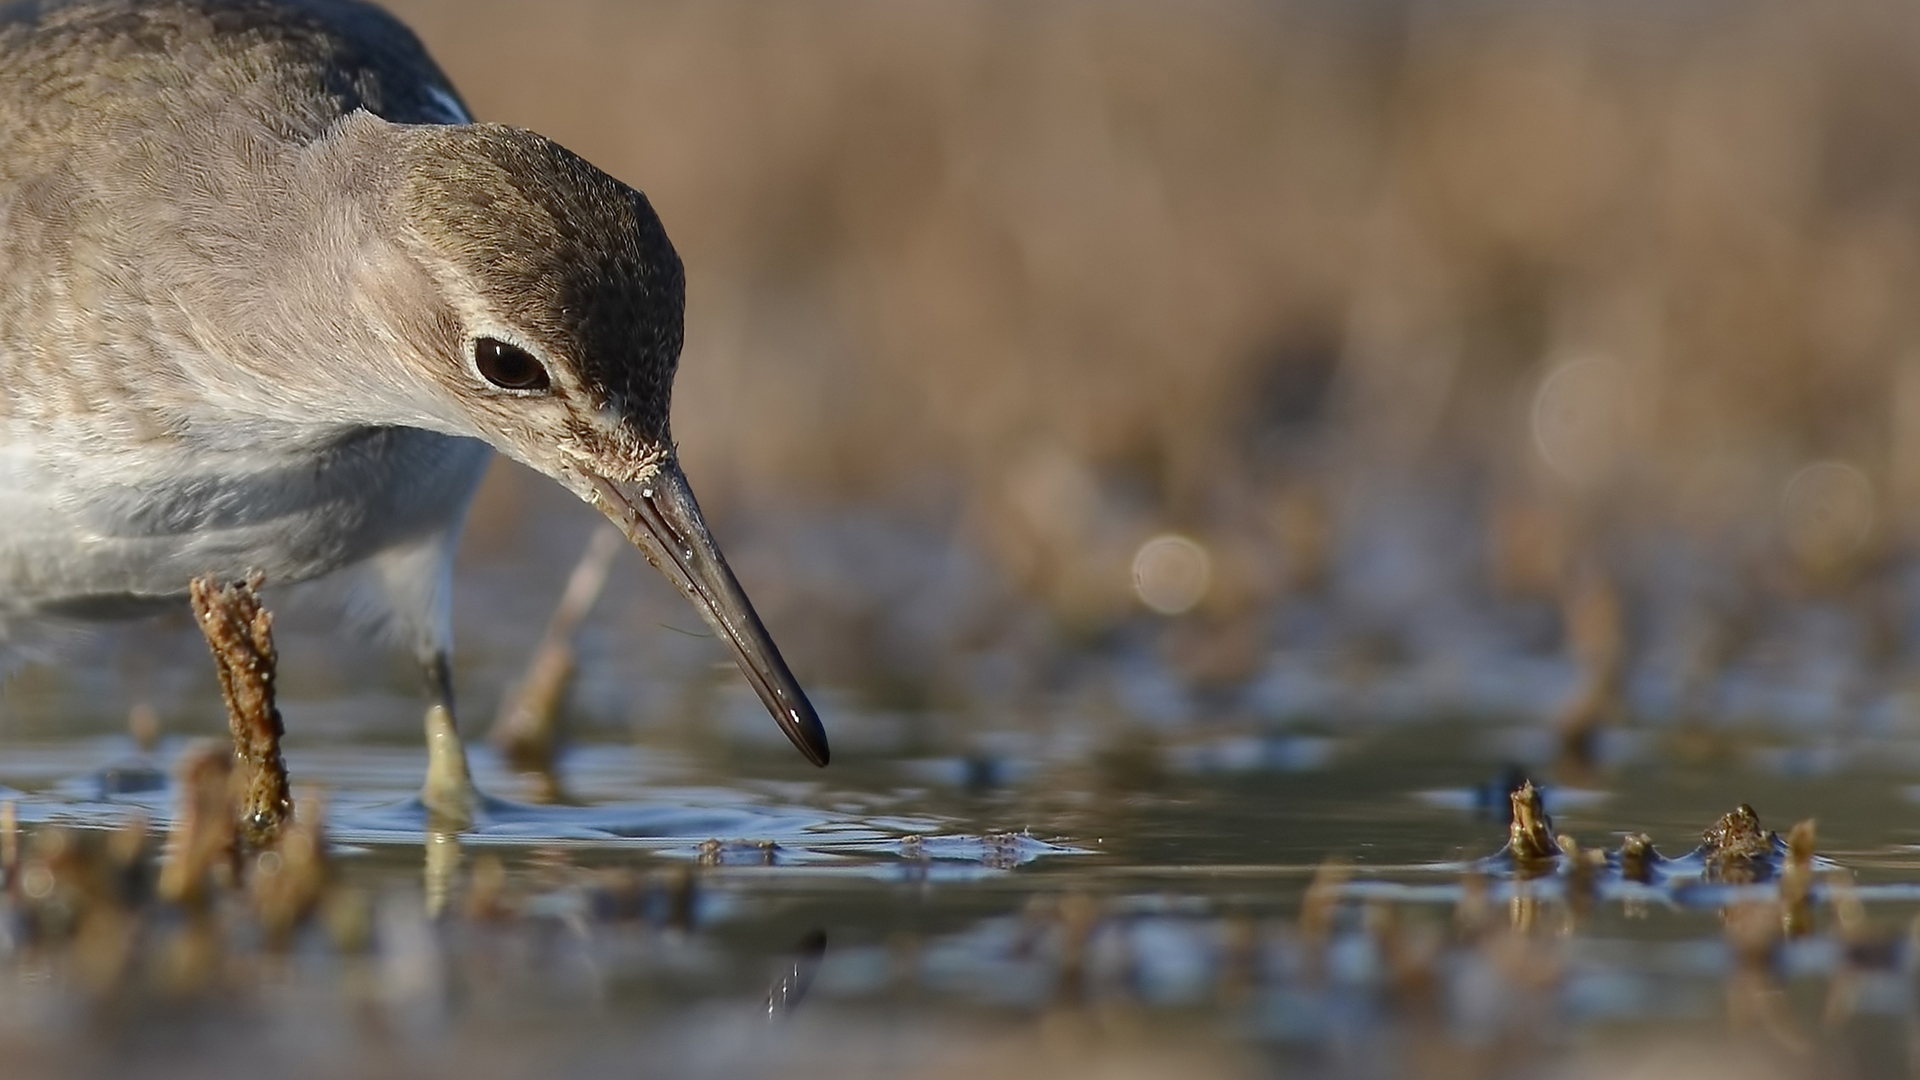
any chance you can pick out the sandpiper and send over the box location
[0,0,830,817]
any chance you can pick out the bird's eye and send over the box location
[473,337,550,392]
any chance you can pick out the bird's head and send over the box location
[367,121,827,766]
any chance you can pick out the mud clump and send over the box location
[1477,790,1819,900]
[1701,804,1778,883]
[1505,781,1562,864]
[1617,833,1657,884]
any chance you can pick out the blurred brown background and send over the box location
[381,0,1920,721]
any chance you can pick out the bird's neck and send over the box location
[136,114,468,448]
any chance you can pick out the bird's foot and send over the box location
[420,704,477,830]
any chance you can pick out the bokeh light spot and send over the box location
[1530,355,1628,483]
[1780,461,1873,573]
[1132,535,1211,615]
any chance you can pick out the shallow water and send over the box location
[1,705,1918,1077]
[5,469,1920,1079]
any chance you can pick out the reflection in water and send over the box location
[766,929,828,1019]
[0,720,1912,1076]
[424,828,459,918]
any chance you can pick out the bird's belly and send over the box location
[0,427,492,621]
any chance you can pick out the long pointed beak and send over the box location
[580,458,829,766]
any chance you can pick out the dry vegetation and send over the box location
[388,0,1920,703]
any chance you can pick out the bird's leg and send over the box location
[418,648,477,829]
[488,525,623,803]
[359,524,486,830]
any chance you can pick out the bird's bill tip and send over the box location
[581,459,829,767]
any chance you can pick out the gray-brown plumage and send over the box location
[0,0,829,816]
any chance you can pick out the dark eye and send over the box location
[473,337,550,392]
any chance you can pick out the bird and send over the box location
[0,0,830,821]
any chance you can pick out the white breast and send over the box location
[0,424,492,625]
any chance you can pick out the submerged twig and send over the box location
[1724,899,1806,1053]
[157,741,237,908]
[251,789,330,947]
[188,572,291,844]
[1780,819,1817,937]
